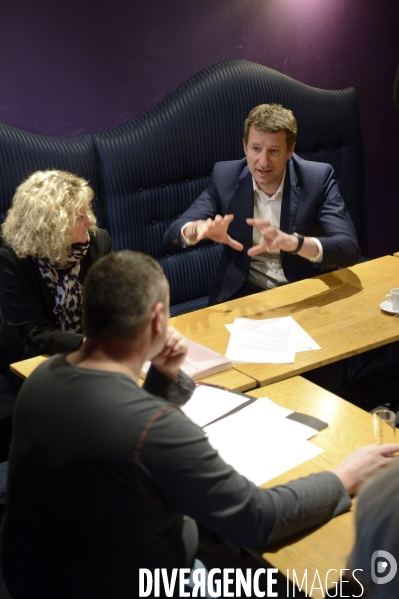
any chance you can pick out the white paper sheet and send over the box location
[280,316,321,352]
[203,397,324,485]
[181,384,250,428]
[246,395,294,419]
[225,317,296,363]
[225,316,321,353]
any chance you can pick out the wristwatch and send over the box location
[287,232,305,255]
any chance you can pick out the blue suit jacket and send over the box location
[164,154,360,304]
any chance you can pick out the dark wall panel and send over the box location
[0,0,398,257]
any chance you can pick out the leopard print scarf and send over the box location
[34,239,90,333]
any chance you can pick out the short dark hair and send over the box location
[244,104,297,148]
[83,251,169,340]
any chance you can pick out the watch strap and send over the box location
[287,232,304,255]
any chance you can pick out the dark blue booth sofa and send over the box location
[0,60,364,316]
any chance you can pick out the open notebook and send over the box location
[141,338,232,380]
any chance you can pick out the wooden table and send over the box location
[246,376,374,599]
[9,355,257,393]
[170,256,399,386]
[11,256,399,391]
[10,355,49,379]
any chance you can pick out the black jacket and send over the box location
[0,228,111,372]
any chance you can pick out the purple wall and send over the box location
[0,0,398,256]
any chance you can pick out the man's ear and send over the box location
[243,138,247,156]
[151,301,166,337]
[288,141,296,158]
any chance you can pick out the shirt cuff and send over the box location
[308,237,323,263]
[181,222,197,246]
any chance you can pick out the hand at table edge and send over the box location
[331,443,399,496]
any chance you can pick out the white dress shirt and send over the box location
[248,171,288,289]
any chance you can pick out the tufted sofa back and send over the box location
[0,60,363,314]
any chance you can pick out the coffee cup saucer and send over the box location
[380,300,399,315]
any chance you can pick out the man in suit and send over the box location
[164,104,360,305]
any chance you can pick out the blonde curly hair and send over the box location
[2,170,97,265]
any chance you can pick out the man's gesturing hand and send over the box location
[246,218,298,255]
[246,218,319,259]
[195,214,244,251]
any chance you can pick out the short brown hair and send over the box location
[244,104,297,148]
[83,251,169,341]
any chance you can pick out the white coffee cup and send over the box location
[386,288,399,310]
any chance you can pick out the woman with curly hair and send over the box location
[0,170,111,378]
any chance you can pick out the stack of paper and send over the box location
[204,397,323,485]
[225,316,321,363]
[181,385,325,486]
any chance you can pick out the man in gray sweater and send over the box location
[2,251,397,599]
